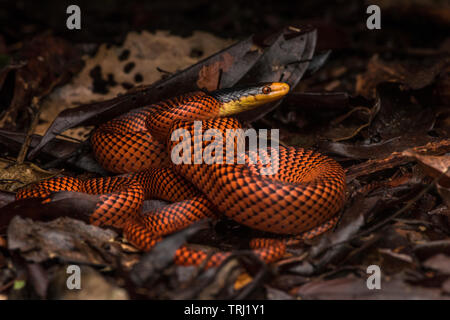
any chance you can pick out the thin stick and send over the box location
[16,97,40,164]
[16,73,63,164]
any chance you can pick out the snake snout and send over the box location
[214,82,290,116]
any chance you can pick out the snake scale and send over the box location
[16,82,346,268]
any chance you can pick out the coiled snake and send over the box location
[16,82,346,268]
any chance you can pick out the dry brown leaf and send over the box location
[0,159,58,192]
[37,31,233,137]
[402,151,450,187]
[355,54,450,99]
[423,254,450,275]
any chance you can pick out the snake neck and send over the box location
[145,83,290,142]
[144,92,221,142]
[210,82,290,116]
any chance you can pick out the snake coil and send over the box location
[17,83,346,268]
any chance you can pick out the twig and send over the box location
[16,98,40,164]
[15,72,63,164]
[156,67,172,75]
[216,68,223,90]
[345,139,450,182]
[331,106,371,126]
[0,179,23,184]
[332,98,380,142]
[55,133,85,143]
[0,280,14,293]
[323,167,450,252]
[286,58,313,65]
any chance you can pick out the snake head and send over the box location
[212,82,290,116]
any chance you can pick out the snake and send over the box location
[16,82,346,268]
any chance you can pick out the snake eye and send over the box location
[262,86,271,94]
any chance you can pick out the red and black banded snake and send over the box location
[16,82,346,268]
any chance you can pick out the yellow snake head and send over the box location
[212,82,290,116]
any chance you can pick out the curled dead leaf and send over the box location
[197,52,234,91]
[402,151,450,187]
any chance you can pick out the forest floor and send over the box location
[0,0,449,299]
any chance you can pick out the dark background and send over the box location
[0,0,450,301]
[0,0,448,49]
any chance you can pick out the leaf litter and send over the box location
[0,2,449,300]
